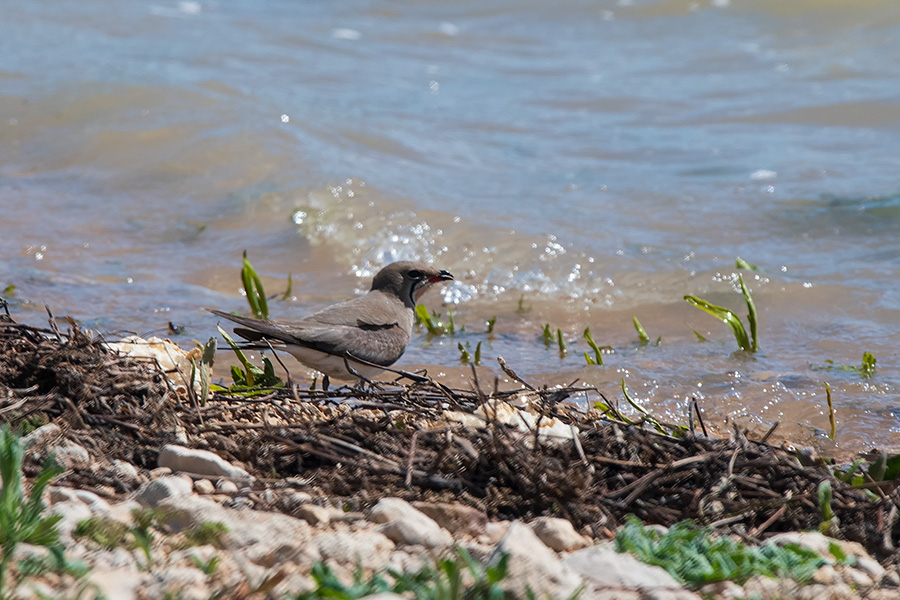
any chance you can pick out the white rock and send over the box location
[53,440,93,470]
[133,475,193,507]
[50,500,93,543]
[87,567,145,600]
[159,495,320,568]
[412,501,488,537]
[73,489,113,517]
[216,479,240,494]
[158,444,250,479]
[314,531,395,570]
[21,423,62,449]
[564,543,689,592]
[358,595,408,600]
[296,504,336,526]
[841,567,874,588]
[193,479,215,495]
[530,516,591,552]
[141,566,210,600]
[370,498,452,548]
[698,581,745,600]
[813,564,838,584]
[485,521,510,544]
[793,582,857,600]
[494,521,583,599]
[855,555,886,580]
[108,499,142,525]
[111,459,140,484]
[767,531,867,563]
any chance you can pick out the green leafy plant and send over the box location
[214,327,283,391]
[295,562,391,600]
[416,305,456,336]
[818,480,839,536]
[632,315,650,345]
[817,351,878,378]
[295,547,516,600]
[684,273,758,352]
[556,329,567,357]
[189,553,221,575]
[615,516,824,587]
[486,316,496,335]
[541,324,553,347]
[241,251,269,320]
[185,521,229,548]
[583,327,603,366]
[0,426,65,599]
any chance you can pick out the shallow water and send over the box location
[2,0,899,457]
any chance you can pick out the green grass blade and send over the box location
[583,327,603,365]
[218,326,255,387]
[474,341,482,366]
[241,251,268,319]
[735,257,758,271]
[632,315,650,344]
[861,352,876,378]
[738,274,759,352]
[684,295,752,351]
[556,329,567,356]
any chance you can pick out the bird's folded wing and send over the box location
[209,309,407,366]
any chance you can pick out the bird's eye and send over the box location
[407,269,423,279]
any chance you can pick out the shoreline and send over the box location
[1,308,898,599]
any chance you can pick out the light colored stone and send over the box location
[412,501,488,537]
[882,568,900,587]
[158,444,250,479]
[87,567,145,600]
[314,531,395,570]
[841,567,874,588]
[73,489,113,517]
[698,581,745,600]
[641,590,702,600]
[296,504,336,526]
[767,531,867,564]
[53,440,92,470]
[159,495,320,568]
[530,516,591,552]
[281,490,313,510]
[370,498,453,548]
[108,499,142,525]
[149,467,173,479]
[21,423,62,449]
[111,459,140,484]
[193,479,215,495]
[494,521,583,600]
[485,521,510,544]
[358,595,408,600]
[743,575,797,600]
[50,500,93,543]
[216,479,239,494]
[794,582,858,600]
[141,566,210,600]
[133,475,193,507]
[813,564,838,584]
[854,555,886,580]
[563,543,685,591]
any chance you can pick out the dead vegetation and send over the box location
[1,303,899,564]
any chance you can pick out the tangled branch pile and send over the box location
[1,306,898,563]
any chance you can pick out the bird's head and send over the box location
[371,261,454,308]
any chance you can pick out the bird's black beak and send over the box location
[429,270,454,283]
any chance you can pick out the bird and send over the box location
[209,261,453,385]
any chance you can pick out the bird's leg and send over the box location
[342,353,376,388]
[343,353,429,385]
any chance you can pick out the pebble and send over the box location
[295,504,336,526]
[370,498,453,548]
[193,479,215,495]
[133,475,193,507]
[216,479,239,494]
[158,444,250,479]
[494,522,584,600]
[412,501,488,537]
[313,531,395,570]
[530,516,591,552]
